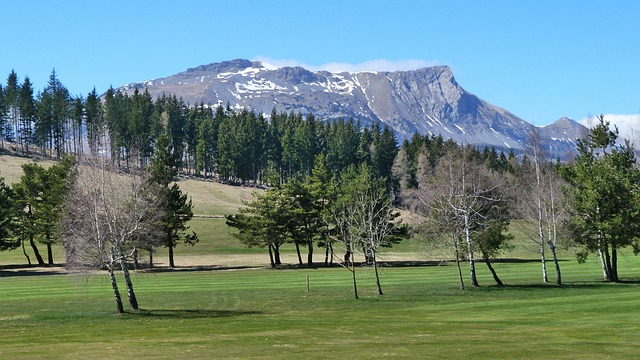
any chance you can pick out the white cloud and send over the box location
[580,113,640,143]
[252,56,441,73]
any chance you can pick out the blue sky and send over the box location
[1,0,638,126]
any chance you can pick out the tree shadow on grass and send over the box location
[481,280,640,291]
[0,264,67,277]
[127,308,263,319]
[143,265,263,273]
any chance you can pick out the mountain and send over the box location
[116,58,586,159]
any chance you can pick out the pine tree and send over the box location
[48,69,70,159]
[5,70,20,144]
[0,177,19,251]
[0,84,7,148]
[18,77,36,155]
[11,158,75,265]
[71,96,84,156]
[149,133,198,268]
[561,115,640,282]
[85,88,103,156]
[226,188,289,268]
[372,124,398,186]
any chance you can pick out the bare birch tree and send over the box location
[326,201,362,299]
[326,164,406,298]
[519,129,566,285]
[61,157,164,313]
[351,185,403,295]
[413,146,509,287]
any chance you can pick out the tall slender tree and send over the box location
[18,77,35,155]
[85,88,103,156]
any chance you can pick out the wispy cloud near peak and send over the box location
[253,56,442,73]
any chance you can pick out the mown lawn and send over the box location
[3,153,640,358]
[1,255,640,359]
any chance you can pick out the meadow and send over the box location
[2,255,640,359]
[1,154,640,359]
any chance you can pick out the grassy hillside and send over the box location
[0,153,592,269]
[0,153,56,184]
[177,178,258,216]
[0,153,254,215]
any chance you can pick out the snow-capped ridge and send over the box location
[114,59,586,159]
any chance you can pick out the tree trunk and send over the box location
[534,148,548,283]
[453,235,465,290]
[482,252,503,286]
[29,235,45,266]
[133,249,139,270]
[548,182,561,286]
[548,241,562,285]
[344,249,351,266]
[118,248,139,310]
[373,252,383,295]
[109,252,124,314]
[268,245,275,268]
[611,246,618,282]
[273,244,282,266]
[168,244,175,268]
[539,238,548,283]
[603,243,613,282]
[363,245,374,265]
[307,239,313,266]
[350,252,359,299]
[149,249,154,269]
[294,241,303,265]
[324,244,329,266]
[464,213,479,287]
[597,247,609,281]
[27,205,45,266]
[329,244,334,265]
[21,238,31,265]
[597,233,610,281]
[47,243,54,265]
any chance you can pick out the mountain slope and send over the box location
[117,59,585,158]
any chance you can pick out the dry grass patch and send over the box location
[176,178,260,216]
[0,154,54,184]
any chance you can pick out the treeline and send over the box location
[0,69,400,187]
[0,69,518,189]
[227,116,640,292]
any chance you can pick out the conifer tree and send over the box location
[85,88,103,156]
[5,70,20,144]
[18,77,35,155]
[0,177,19,251]
[562,115,640,282]
[149,133,197,268]
[0,84,7,148]
[226,188,289,268]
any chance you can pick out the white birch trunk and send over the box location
[464,212,479,287]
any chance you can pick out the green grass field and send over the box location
[1,257,639,359]
[2,153,640,359]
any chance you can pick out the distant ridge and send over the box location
[116,59,587,159]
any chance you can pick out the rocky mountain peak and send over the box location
[115,59,586,159]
